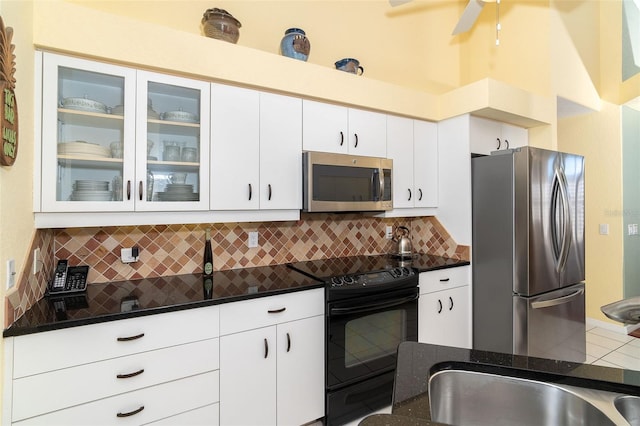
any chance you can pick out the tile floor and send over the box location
[586,324,640,370]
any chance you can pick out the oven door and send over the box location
[326,286,419,390]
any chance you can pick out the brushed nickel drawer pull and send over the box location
[117,333,145,342]
[439,278,450,282]
[268,307,286,314]
[117,368,144,379]
[116,405,144,418]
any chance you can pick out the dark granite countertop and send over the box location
[3,255,469,338]
[360,341,640,425]
[3,264,323,337]
[403,253,470,272]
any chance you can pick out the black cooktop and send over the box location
[288,254,398,281]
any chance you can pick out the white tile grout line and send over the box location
[587,327,640,371]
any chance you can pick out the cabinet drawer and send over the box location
[219,288,323,335]
[13,338,219,421]
[419,266,470,294]
[147,403,219,425]
[13,305,219,378]
[13,370,219,425]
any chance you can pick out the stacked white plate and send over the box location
[58,141,111,158]
[157,184,199,201]
[61,97,108,114]
[71,180,113,201]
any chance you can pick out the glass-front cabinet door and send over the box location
[41,53,136,212]
[135,71,210,211]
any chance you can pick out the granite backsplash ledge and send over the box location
[6,214,469,327]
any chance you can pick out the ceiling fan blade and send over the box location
[389,0,413,7]
[452,0,486,35]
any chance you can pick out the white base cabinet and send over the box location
[219,289,324,426]
[418,266,471,349]
[6,307,220,425]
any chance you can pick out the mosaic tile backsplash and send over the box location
[6,214,469,327]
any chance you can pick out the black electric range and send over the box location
[289,254,419,425]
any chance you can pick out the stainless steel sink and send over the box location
[429,369,637,425]
[615,395,640,426]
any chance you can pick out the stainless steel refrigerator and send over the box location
[472,147,586,363]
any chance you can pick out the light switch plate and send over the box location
[248,231,259,248]
[599,224,609,235]
[385,226,393,240]
[6,259,15,290]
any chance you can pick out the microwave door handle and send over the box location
[379,168,385,201]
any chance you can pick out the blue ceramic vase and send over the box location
[280,28,310,61]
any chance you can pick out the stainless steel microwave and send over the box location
[302,151,393,212]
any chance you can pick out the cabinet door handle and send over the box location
[116,406,145,418]
[497,138,501,150]
[339,131,344,146]
[117,368,145,379]
[504,139,509,149]
[449,296,454,311]
[287,332,291,353]
[139,181,143,201]
[354,133,359,148]
[268,184,272,201]
[437,299,443,314]
[126,180,131,200]
[117,333,145,342]
[268,307,286,314]
[418,188,423,201]
[248,183,252,201]
[439,278,450,282]
[408,188,412,201]
[264,338,269,359]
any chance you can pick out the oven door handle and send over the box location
[329,293,419,316]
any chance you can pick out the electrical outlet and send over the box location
[6,259,15,290]
[120,247,140,263]
[629,224,639,236]
[33,248,41,275]
[599,224,609,235]
[385,226,393,240]
[248,231,259,248]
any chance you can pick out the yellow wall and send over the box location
[0,0,36,415]
[557,102,624,323]
[66,0,464,95]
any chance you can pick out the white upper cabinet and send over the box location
[386,115,414,209]
[40,53,136,212]
[386,116,438,213]
[414,119,438,208]
[347,108,387,157]
[259,92,302,210]
[302,100,386,157]
[211,84,260,210]
[135,71,210,211]
[40,53,210,214]
[469,116,528,155]
[210,85,302,211]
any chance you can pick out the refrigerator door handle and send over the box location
[557,168,573,272]
[531,288,584,309]
[550,170,562,269]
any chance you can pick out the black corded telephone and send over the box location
[47,259,89,295]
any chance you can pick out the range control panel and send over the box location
[329,267,414,288]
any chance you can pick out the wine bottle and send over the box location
[204,228,213,278]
